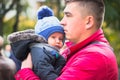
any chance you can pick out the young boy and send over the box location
[8,6,66,80]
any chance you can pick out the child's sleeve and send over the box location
[7,29,47,61]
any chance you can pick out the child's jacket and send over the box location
[8,29,66,80]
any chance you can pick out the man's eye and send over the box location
[66,14,70,17]
[64,12,71,17]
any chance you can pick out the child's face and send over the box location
[48,32,64,49]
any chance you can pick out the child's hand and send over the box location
[21,53,33,69]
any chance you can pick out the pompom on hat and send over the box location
[35,5,65,41]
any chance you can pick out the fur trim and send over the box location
[8,29,47,43]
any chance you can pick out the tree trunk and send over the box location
[13,0,20,32]
[0,17,3,36]
[56,0,61,19]
[0,0,16,35]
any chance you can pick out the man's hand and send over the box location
[21,53,33,69]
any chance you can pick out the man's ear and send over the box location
[85,16,94,30]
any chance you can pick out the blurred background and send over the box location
[0,0,120,68]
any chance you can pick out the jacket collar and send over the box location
[65,28,108,60]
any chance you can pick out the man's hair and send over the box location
[64,0,105,28]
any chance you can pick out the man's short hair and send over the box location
[64,0,105,28]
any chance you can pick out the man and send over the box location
[15,0,118,80]
[59,0,118,80]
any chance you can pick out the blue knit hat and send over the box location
[35,6,65,41]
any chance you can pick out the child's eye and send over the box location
[59,38,63,41]
[51,36,55,39]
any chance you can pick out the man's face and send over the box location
[60,2,87,43]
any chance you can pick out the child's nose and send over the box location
[56,39,60,43]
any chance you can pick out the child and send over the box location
[8,6,66,80]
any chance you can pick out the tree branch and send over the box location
[4,0,16,15]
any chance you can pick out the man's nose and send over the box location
[60,17,65,27]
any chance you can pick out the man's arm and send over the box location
[15,68,40,80]
[15,54,40,80]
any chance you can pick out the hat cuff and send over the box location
[38,26,64,40]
